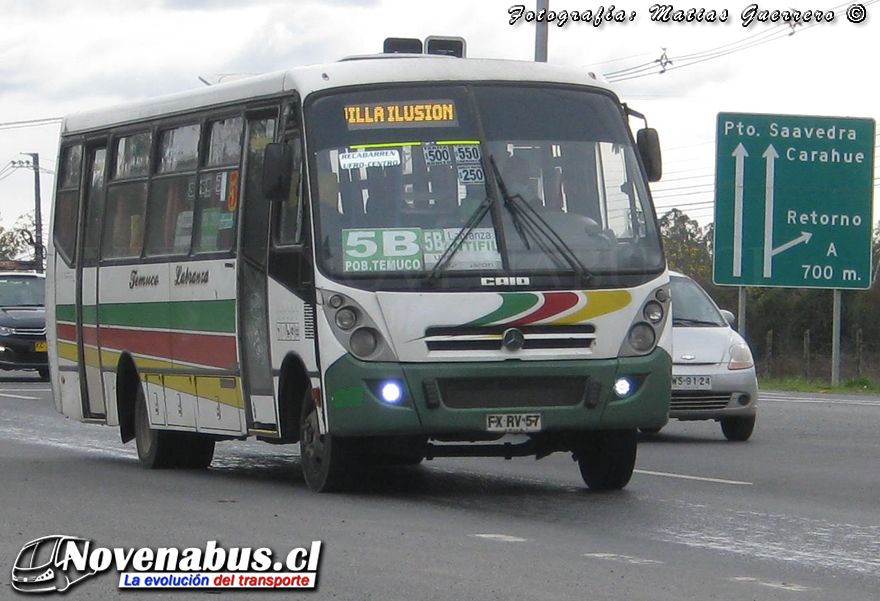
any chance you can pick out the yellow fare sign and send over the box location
[344,101,457,129]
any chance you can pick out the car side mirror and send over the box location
[720,309,736,329]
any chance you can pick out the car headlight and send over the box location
[728,343,754,370]
[0,326,12,337]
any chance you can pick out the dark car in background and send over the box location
[0,272,48,381]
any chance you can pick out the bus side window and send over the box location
[102,132,151,260]
[146,124,200,256]
[195,116,243,254]
[54,145,83,266]
[277,135,304,246]
[103,183,148,259]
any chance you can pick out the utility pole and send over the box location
[13,154,45,273]
[535,0,549,62]
[25,153,44,273]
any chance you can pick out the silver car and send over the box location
[648,272,758,441]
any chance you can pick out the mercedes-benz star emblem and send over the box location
[502,328,525,351]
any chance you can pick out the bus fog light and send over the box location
[614,377,634,398]
[350,327,378,357]
[628,323,655,352]
[335,307,358,330]
[380,381,404,404]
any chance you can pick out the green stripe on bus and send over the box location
[56,300,236,333]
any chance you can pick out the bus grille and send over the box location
[670,392,732,412]
[424,324,595,352]
[436,376,588,409]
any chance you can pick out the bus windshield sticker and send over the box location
[457,164,485,185]
[338,149,401,170]
[423,227,502,271]
[423,144,453,167]
[453,144,481,164]
[343,100,457,130]
[341,227,501,273]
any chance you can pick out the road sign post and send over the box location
[714,112,875,289]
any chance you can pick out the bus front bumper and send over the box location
[321,350,671,437]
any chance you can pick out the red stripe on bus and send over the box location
[61,324,237,370]
[509,291,580,325]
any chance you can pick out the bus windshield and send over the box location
[307,83,664,286]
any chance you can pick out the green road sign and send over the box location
[714,112,875,289]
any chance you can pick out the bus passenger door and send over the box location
[76,146,108,418]
[237,113,279,435]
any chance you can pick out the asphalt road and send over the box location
[1,374,878,600]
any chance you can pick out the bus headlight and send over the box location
[628,323,655,353]
[643,301,664,324]
[335,307,358,330]
[350,327,379,358]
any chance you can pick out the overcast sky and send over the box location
[1,0,877,238]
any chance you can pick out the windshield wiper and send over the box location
[489,156,593,285]
[673,318,724,327]
[423,193,496,286]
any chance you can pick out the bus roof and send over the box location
[61,55,613,135]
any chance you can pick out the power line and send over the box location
[0,117,62,131]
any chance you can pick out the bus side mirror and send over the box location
[262,142,293,201]
[637,128,662,182]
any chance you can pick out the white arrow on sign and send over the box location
[732,143,748,278]
[762,145,779,278]
[771,231,813,257]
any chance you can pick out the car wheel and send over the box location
[576,429,637,490]
[299,391,352,492]
[720,415,755,441]
[37,367,50,382]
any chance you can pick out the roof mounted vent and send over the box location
[383,36,466,58]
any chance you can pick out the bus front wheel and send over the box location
[576,429,638,491]
[299,391,352,492]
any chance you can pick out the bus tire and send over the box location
[299,391,351,492]
[576,429,637,491]
[176,435,216,469]
[134,384,179,469]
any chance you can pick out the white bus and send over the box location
[47,38,671,492]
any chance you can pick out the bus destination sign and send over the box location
[344,100,457,129]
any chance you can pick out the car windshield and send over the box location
[0,276,44,307]
[670,276,727,327]
[306,83,664,288]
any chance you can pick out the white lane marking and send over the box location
[585,553,663,565]
[472,534,528,543]
[0,392,39,400]
[731,576,817,592]
[635,469,753,486]
[761,392,880,407]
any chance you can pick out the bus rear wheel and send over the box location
[299,391,352,492]
[576,429,638,491]
[134,384,215,469]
